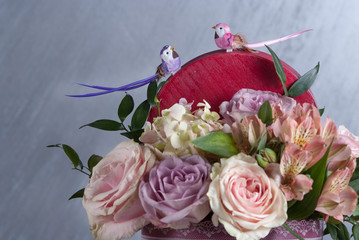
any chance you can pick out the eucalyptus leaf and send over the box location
[287,142,331,220]
[258,101,273,126]
[80,119,124,131]
[121,129,144,142]
[88,154,103,172]
[131,100,150,130]
[118,94,134,122]
[62,144,81,168]
[147,81,157,107]
[192,132,239,158]
[288,62,320,97]
[265,45,288,96]
[68,188,85,200]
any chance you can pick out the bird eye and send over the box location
[219,27,222,30]
[166,52,169,54]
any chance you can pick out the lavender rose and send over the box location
[139,155,211,229]
[219,88,296,125]
[82,140,156,240]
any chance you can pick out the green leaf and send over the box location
[265,45,288,96]
[249,136,263,155]
[47,144,83,169]
[87,154,102,172]
[121,129,144,142]
[287,199,297,209]
[319,107,325,116]
[350,158,359,181]
[353,224,359,240]
[337,222,350,240]
[288,62,320,97]
[118,94,134,122]
[326,223,338,240]
[282,223,304,240]
[349,179,359,194]
[353,205,359,217]
[258,101,273,126]
[80,119,124,131]
[147,81,157,107]
[257,132,268,151]
[62,144,81,168]
[131,100,150,130]
[47,144,61,148]
[68,188,85,200]
[192,132,239,158]
[350,159,359,194]
[287,142,332,220]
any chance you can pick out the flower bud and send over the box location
[256,148,278,168]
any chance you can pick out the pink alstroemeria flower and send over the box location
[338,125,359,158]
[272,103,326,169]
[320,118,352,172]
[279,144,313,201]
[316,167,357,222]
[231,115,266,154]
[321,118,337,143]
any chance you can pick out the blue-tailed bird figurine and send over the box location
[67,45,181,97]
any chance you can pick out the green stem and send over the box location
[157,102,161,117]
[73,168,90,176]
[282,223,304,240]
[120,121,130,133]
[282,83,289,96]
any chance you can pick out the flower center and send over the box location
[293,119,317,148]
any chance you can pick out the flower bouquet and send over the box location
[49,44,359,240]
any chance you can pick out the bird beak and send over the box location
[212,26,216,29]
[171,47,174,50]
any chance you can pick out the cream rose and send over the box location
[82,140,156,240]
[207,153,287,240]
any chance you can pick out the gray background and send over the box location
[1,0,358,239]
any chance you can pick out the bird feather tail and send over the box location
[67,74,158,97]
[245,29,312,48]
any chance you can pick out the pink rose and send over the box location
[139,155,211,229]
[219,88,296,125]
[82,140,156,240]
[208,153,287,240]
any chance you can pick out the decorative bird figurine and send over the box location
[213,23,311,52]
[68,45,181,97]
